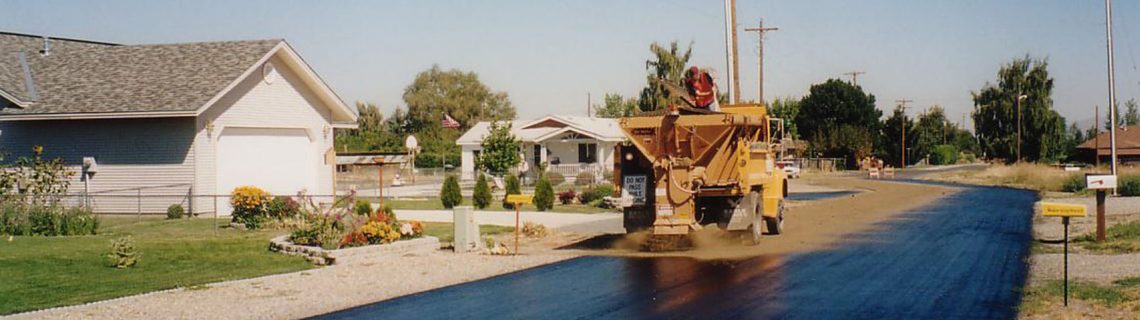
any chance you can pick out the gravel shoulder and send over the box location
[1029,253,1140,285]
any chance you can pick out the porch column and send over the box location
[539,143,548,166]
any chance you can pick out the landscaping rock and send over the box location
[269,235,440,265]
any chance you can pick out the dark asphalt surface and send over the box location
[317,181,1036,320]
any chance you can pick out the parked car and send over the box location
[777,161,801,179]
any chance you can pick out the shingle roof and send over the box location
[456,115,624,146]
[1077,126,1140,156]
[0,32,281,115]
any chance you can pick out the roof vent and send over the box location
[39,37,50,56]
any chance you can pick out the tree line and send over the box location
[335,64,515,167]
[338,42,1118,169]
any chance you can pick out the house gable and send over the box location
[523,118,568,129]
[195,42,356,128]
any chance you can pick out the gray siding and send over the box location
[0,117,195,213]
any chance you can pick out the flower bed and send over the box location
[269,234,440,265]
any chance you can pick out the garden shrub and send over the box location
[291,211,346,250]
[166,204,185,220]
[230,186,270,229]
[473,173,492,209]
[440,175,462,209]
[544,172,566,186]
[353,199,372,216]
[4,203,99,236]
[108,236,140,268]
[534,176,554,211]
[0,203,30,235]
[503,174,521,210]
[1061,174,1087,193]
[929,144,958,165]
[557,189,577,205]
[577,184,615,206]
[958,152,977,164]
[1119,175,1140,197]
[0,146,99,236]
[58,206,99,236]
[574,172,596,186]
[522,221,548,238]
[265,196,300,219]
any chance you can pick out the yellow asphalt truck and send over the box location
[612,74,787,246]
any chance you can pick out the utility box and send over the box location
[453,206,481,252]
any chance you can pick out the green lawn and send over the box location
[1075,220,1140,253]
[1020,277,1140,315]
[419,222,516,243]
[0,216,312,315]
[385,197,615,214]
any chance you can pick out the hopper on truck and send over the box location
[612,67,788,249]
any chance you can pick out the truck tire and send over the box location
[748,191,763,245]
[765,199,785,235]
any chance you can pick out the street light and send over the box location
[1016,94,1028,162]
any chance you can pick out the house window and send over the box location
[578,143,597,163]
[533,145,542,166]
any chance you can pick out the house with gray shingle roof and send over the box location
[456,115,622,182]
[0,31,357,214]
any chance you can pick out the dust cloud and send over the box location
[564,177,960,261]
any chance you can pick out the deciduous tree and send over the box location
[972,57,1066,162]
[476,121,521,175]
[769,97,801,138]
[594,93,638,118]
[796,79,881,166]
[638,41,693,112]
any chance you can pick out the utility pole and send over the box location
[723,0,738,104]
[844,71,866,86]
[1105,0,1119,177]
[745,19,778,103]
[729,0,740,103]
[896,99,912,172]
[587,92,592,117]
[1016,93,1027,162]
[1102,0,1119,242]
[943,120,947,145]
[1096,104,1101,167]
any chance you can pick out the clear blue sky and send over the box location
[4,0,1140,128]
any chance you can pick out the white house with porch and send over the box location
[457,115,623,182]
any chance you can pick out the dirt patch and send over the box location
[559,177,959,260]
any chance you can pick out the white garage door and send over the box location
[217,127,317,213]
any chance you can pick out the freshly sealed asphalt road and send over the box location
[317,182,1036,320]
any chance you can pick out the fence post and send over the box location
[213,195,218,236]
[137,188,141,222]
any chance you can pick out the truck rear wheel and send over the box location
[747,191,763,245]
[765,199,785,235]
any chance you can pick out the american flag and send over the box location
[441,113,461,129]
